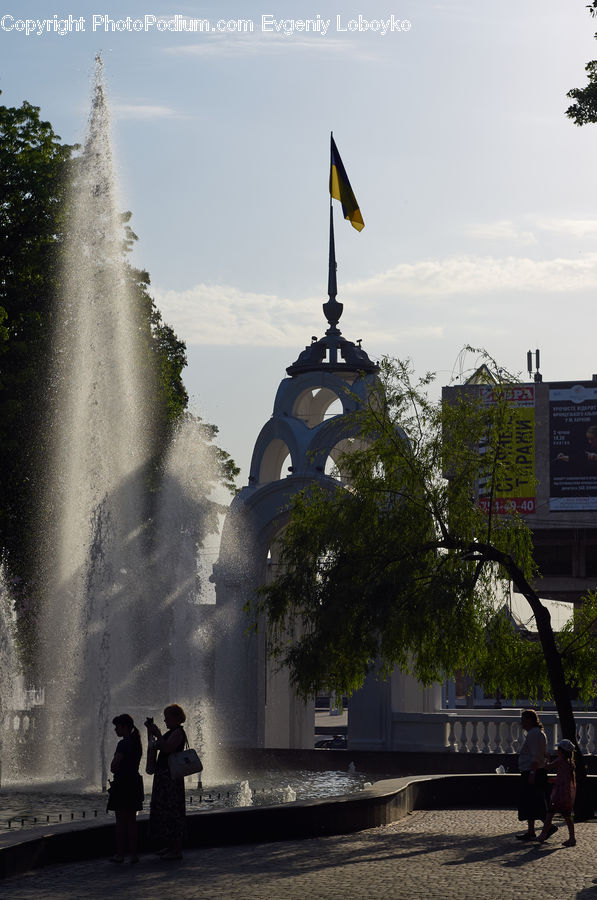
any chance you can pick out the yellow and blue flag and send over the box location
[329,135,364,232]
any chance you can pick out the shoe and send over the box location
[154,848,170,856]
[562,838,576,847]
[536,825,558,844]
[129,856,139,864]
[515,832,535,841]
[160,851,183,860]
[109,855,124,863]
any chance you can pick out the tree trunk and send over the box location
[487,548,591,819]
[472,544,576,736]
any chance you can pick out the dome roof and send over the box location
[286,296,378,377]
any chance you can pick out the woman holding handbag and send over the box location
[145,703,188,860]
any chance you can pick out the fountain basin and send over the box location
[4,772,582,881]
[0,768,369,832]
[0,774,420,879]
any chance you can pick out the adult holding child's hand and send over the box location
[515,708,550,842]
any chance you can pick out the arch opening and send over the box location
[323,436,370,483]
[258,438,292,483]
[292,387,345,429]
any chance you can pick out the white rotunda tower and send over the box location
[212,249,380,749]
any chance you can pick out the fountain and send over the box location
[281,784,296,802]
[0,55,224,789]
[0,566,19,783]
[235,780,253,807]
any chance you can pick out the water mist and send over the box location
[33,56,216,787]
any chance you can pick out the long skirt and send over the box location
[148,768,186,845]
[517,769,548,822]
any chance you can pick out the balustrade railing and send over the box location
[446,713,597,754]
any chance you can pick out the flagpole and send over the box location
[324,133,343,338]
[327,197,337,302]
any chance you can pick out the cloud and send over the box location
[152,281,427,347]
[464,220,537,244]
[464,215,597,244]
[533,217,597,238]
[153,252,597,347]
[342,253,597,298]
[111,103,182,120]
[153,283,318,346]
[164,33,363,60]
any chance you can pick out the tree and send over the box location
[253,358,597,750]
[566,4,597,124]
[0,96,76,584]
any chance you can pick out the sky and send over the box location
[2,1,597,482]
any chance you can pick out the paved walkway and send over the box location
[4,809,597,899]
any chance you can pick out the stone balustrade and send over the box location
[446,712,597,754]
[384,710,597,754]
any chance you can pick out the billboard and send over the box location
[479,385,536,515]
[549,381,597,511]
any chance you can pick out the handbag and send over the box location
[146,738,158,775]
[169,747,203,779]
[168,745,203,779]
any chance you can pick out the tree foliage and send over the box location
[474,596,597,706]
[253,357,595,741]
[566,4,597,124]
[0,97,76,579]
